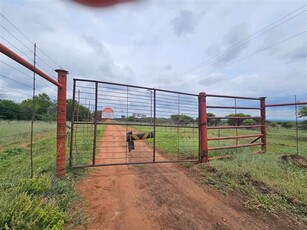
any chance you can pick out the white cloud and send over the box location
[0,0,306,108]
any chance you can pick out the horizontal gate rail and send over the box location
[208,116,261,119]
[266,102,307,107]
[70,160,199,168]
[208,134,263,141]
[207,125,263,129]
[208,143,263,151]
[206,106,261,110]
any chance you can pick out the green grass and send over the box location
[0,121,105,229]
[135,125,307,219]
[70,124,105,166]
[0,120,56,151]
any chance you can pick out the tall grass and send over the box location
[0,120,56,150]
[0,121,105,229]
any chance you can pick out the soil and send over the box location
[281,154,307,168]
[75,125,306,230]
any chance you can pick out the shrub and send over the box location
[281,122,294,129]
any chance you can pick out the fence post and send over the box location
[199,92,209,163]
[56,69,68,177]
[260,97,266,153]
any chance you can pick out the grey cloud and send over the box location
[165,65,173,70]
[282,43,307,63]
[81,35,109,56]
[170,9,196,37]
[198,73,225,87]
[207,23,250,66]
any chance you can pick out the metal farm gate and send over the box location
[69,79,200,168]
[69,79,267,168]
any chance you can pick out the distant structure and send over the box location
[133,113,146,118]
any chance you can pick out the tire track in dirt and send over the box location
[75,125,306,230]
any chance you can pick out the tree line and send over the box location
[1,93,306,129]
[0,93,91,121]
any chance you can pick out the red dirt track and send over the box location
[75,125,306,230]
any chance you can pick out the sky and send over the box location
[0,0,307,119]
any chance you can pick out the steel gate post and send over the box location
[69,79,76,167]
[92,82,98,166]
[153,89,156,163]
[199,92,209,163]
[260,97,266,152]
[55,69,68,177]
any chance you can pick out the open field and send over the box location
[0,121,104,229]
[135,125,307,219]
[0,120,56,151]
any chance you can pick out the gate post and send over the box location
[199,92,209,163]
[260,97,266,152]
[55,69,68,177]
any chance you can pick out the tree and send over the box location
[20,93,55,120]
[299,106,307,130]
[170,114,194,126]
[0,99,21,120]
[66,99,91,121]
[206,113,221,126]
[226,113,251,126]
[299,106,307,117]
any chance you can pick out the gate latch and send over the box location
[126,131,155,152]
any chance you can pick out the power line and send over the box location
[0,25,34,54]
[0,13,34,45]
[1,13,65,72]
[0,35,34,62]
[171,4,307,82]
[0,60,57,90]
[36,46,63,69]
[0,73,32,89]
[180,30,306,86]
[0,86,33,98]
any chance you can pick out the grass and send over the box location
[0,120,105,229]
[135,124,307,219]
[0,120,56,151]
[70,124,105,166]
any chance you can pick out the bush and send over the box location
[0,176,66,229]
[281,122,294,129]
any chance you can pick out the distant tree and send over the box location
[281,122,294,129]
[226,113,251,126]
[206,113,221,126]
[66,99,91,121]
[20,93,55,120]
[0,99,21,120]
[298,106,307,130]
[299,106,307,117]
[170,114,194,126]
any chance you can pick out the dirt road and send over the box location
[75,125,305,230]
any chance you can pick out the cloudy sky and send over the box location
[0,0,306,118]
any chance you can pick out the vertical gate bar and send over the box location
[55,69,68,177]
[126,86,128,162]
[294,95,299,155]
[199,92,208,163]
[177,94,180,155]
[153,89,156,163]
[260,97,266,152]
[69,79,76,167]
[235,98,238,147]
[92,81,98,165]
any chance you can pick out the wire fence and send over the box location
[266,94,307,155]
[0,13,73,177]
